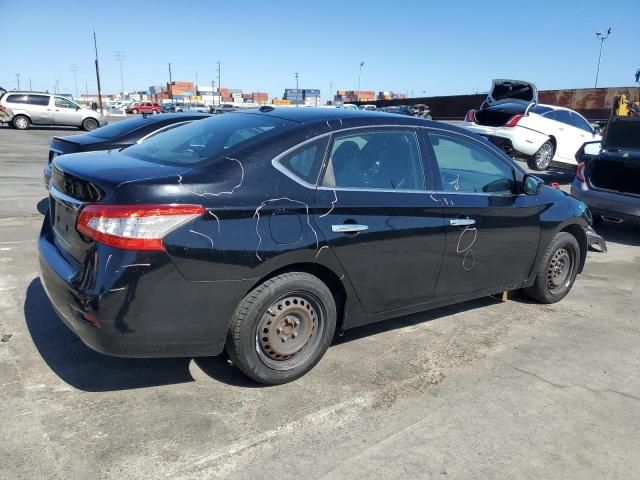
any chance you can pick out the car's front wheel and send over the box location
[82,118,99,131]
[132,109,138,114]
[12,115,31,130]
[524,232,580,304]
[225,272,336,385]
[527,140,555,171]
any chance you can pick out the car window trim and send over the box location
[272,132,332,189]
[424,129,523,196]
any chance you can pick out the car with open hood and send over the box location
[464,80,601,170]
[571,116,640,227]
[39,107,595,384]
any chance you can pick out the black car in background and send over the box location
[40,107,594,385]
[43,113,210,186]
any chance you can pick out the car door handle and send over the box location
[449,218,476,226]
[332,224,369,233]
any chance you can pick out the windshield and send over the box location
[87,116,156,139]
[122,113,295,166]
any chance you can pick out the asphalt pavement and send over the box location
[0,122,638,479]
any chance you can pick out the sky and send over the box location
[1,0,638,102]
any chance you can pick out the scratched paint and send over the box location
[456,226,478,271]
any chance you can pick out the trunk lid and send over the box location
[601,116,640,152]
[483,79,538,108]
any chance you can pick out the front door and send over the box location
[425,130,542,298]
[314,128,446,314]
[53,96,82,126]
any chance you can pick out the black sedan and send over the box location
[40,107,594,384]
[43,113,210,186]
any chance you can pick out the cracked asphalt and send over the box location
[1,123,639,479]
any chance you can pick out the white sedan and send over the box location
[463,79,601,170]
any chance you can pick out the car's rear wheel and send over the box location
[132,109,138,114]
[527,140,555,171]
[12,115,30,130]
[82,118,99,131]
[152,109,159,114]
[524,232,580,303]
[225,272,336,385]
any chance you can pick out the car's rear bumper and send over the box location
[38,213,252,358]
[464,123,547,157]
[571,179,640,226]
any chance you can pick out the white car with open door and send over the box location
[463,79,601,170]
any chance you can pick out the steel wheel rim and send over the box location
[256,292,325,371]
[547,247,573,294]
[536,143,553,169]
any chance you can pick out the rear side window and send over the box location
[6,94,27,104]
[430,133,515,195]
[277,137,329,184]
[322,130,424,191]
[27,95,50,106]
[123,113,295,166]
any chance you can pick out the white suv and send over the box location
[0,91,104,130]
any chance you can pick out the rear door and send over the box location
[425,130,541,297]
[313,127,446,314]
[26,94,53,124]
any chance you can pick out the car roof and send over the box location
[240,106,423,124]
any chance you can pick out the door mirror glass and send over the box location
[575,141,601,163]
[523,174,543,195]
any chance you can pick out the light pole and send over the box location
[115,51,126,97]
[294,72,299,108]
[594,27,612,88]
[168,62,173,101]
[70,64,79,99]
[217,61,221,103]
[93,29,104,113]
[357,61,364,100]
[15,73,20,90]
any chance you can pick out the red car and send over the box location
[126,102,161,114]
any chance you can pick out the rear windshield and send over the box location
[530,105,553,114]
[88,116,161,139]
[122,113,295,166]
[605,120,640,150]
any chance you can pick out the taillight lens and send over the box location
[505,115,524,127]
[576,162,586,182]
[464,110,476,123]
[77,204,205,251]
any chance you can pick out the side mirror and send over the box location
[523,174,543,195]
[575,141,601,163]
[590,123,602,135]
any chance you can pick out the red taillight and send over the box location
[464,109,476,123]
[505,114,524,128]
[576,162,586,182]
[77,204,205,251]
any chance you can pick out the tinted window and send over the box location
[6,94,27,104]
[554,110,573,126]
[604,120,640,149]
[123,113,295,166]
[430,133,515,195]
[542,110,558,120]
[27,95,50,106]
[278,137,329,184]
[322,130,424,190]
[531,105,553,115]
[87,116,160,139]
[569,112,593,132]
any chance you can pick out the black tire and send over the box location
[225,272,336,385]
[524,232,580,304]
[527,140,555,171]
[82,118,99,131]
[12,115,30,130]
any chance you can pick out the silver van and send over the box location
[0,91,104,130]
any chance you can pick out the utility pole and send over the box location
[216,61,221,102]
[115,51,126,97]
[329,80,333,105]
[195,71,198,96]
[211,80,215,105]
[15,73,20,90]
[29,77,32,91]
[294,72,299,108]
[594,27,613,88]
[93,29,104,113]
[70,64,79,99]
[168,62,173,101]
[357,61,364,101]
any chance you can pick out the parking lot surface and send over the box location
[1,124,639,479]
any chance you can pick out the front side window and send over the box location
[430,133,515,195]
[322,130,424,191]
[554,110,573,126]
[55,97,77,109]
[569,112,592,132]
